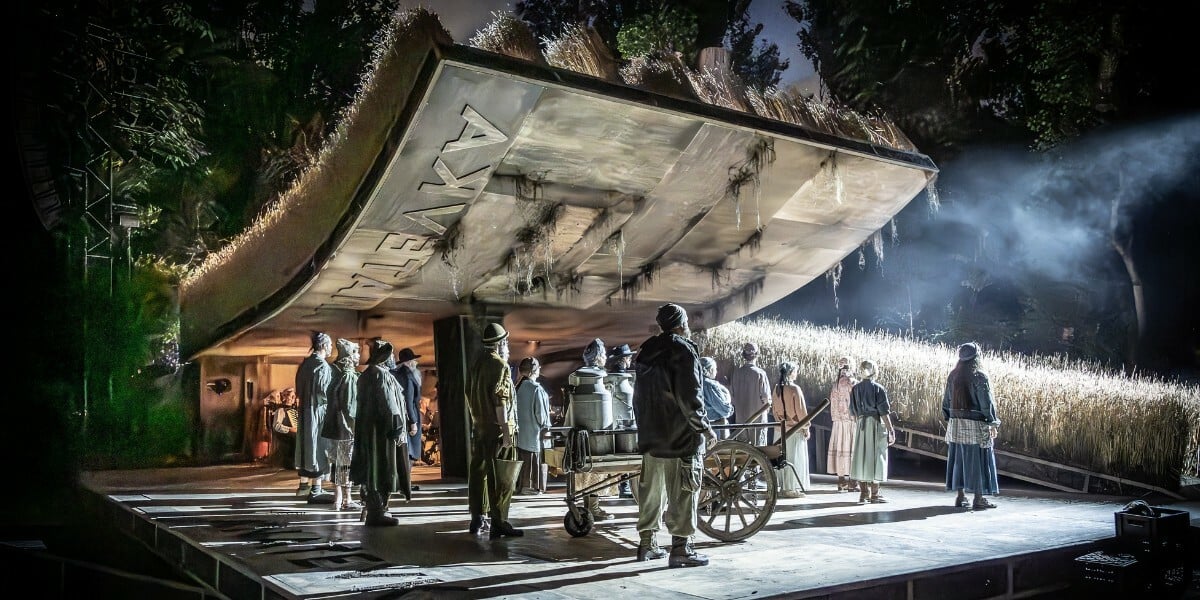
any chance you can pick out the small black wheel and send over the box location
[564,505,594,537]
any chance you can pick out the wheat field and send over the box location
[696,317,1200,490]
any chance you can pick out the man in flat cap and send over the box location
[465,322,523,539]
[632,303,717,567]
[295,331,334,503]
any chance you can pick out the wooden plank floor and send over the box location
[79,461,1199,599]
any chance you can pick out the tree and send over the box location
[516,0,787,90]
[783,0,1199,373]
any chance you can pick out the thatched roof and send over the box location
[180,8,936,375]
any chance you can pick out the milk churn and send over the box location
[604,371,637,453]
[567,366,614,455]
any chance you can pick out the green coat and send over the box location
[465,350,516,440]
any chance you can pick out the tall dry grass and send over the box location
[697,317,1200,489]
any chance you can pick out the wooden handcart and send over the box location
[546,398,829,542]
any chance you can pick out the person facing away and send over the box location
[566,338,618,520]
[848,359,896,505]
[465,322,523,539]
[321,338,361,512]
[772,361,810,498]
[391,347,423,464]
[827,357,859,492]
[943,342,1001,510]
[729,342,771,445]
[699,357,733,440]
[632,303,718,568]
[349,339,408,526]
[605,343,637,498]
[515,356,551,495]
[295,331,334,503]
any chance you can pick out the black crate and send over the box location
[1075,551,1146,595]
[1114,506,1190,557]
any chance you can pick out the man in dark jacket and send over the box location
[350,339,408,526]
[295,332,334,503]
[391,347,423,467]
[633,304,717,567]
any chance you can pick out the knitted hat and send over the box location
[958,342,979,361]
[655,303,687,331]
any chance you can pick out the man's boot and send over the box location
[668,536,708,568]
[585,494,613,520]
[636,531,667,561]
[363,491,397,526]
[295,481,311,498]
[469,515,485,534]
[489,520,525,539]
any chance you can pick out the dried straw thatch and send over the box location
[746,87,916,151]
[618,54,696,101]
[699,317,1200,491]
[542,22,620,82]
[468,11,543,64]
[180,8,451,328]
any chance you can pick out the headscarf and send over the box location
[583,338,605,367]
[334,338,359,370]
[699,356,717,376]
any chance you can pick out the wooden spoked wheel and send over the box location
[696,440,777,542]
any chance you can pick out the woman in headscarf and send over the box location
[849,359,895,504]
[827,357,859,492]
[565,338,618,520]
[772,361,810,498]
[322,338,361,512]
[943,342,1001,510]
[350,339,408,526]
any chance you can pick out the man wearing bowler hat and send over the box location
[392,347,424,471]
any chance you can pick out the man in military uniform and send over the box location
[465,322,523,539]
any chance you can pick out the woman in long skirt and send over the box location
[772,361,810,498]
[849,359,896,504]
[827,357,858,492]
[943,343,1001,510]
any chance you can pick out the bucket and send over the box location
[615,419,638,454]
[568,367,614,455]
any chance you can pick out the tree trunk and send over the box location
[1110,179,1145,372]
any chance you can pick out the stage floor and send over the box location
[78,462,1198,599]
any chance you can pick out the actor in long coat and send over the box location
[465,322,522,539]
[295,332,333,502]
[392,348,423,461]
[322,338,360,511]
[350,339,407,526]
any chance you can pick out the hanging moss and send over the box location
[620,261,658,303]
[724,137,775,230]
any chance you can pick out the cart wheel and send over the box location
[564,505,594,537]
[697,439,777,542]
